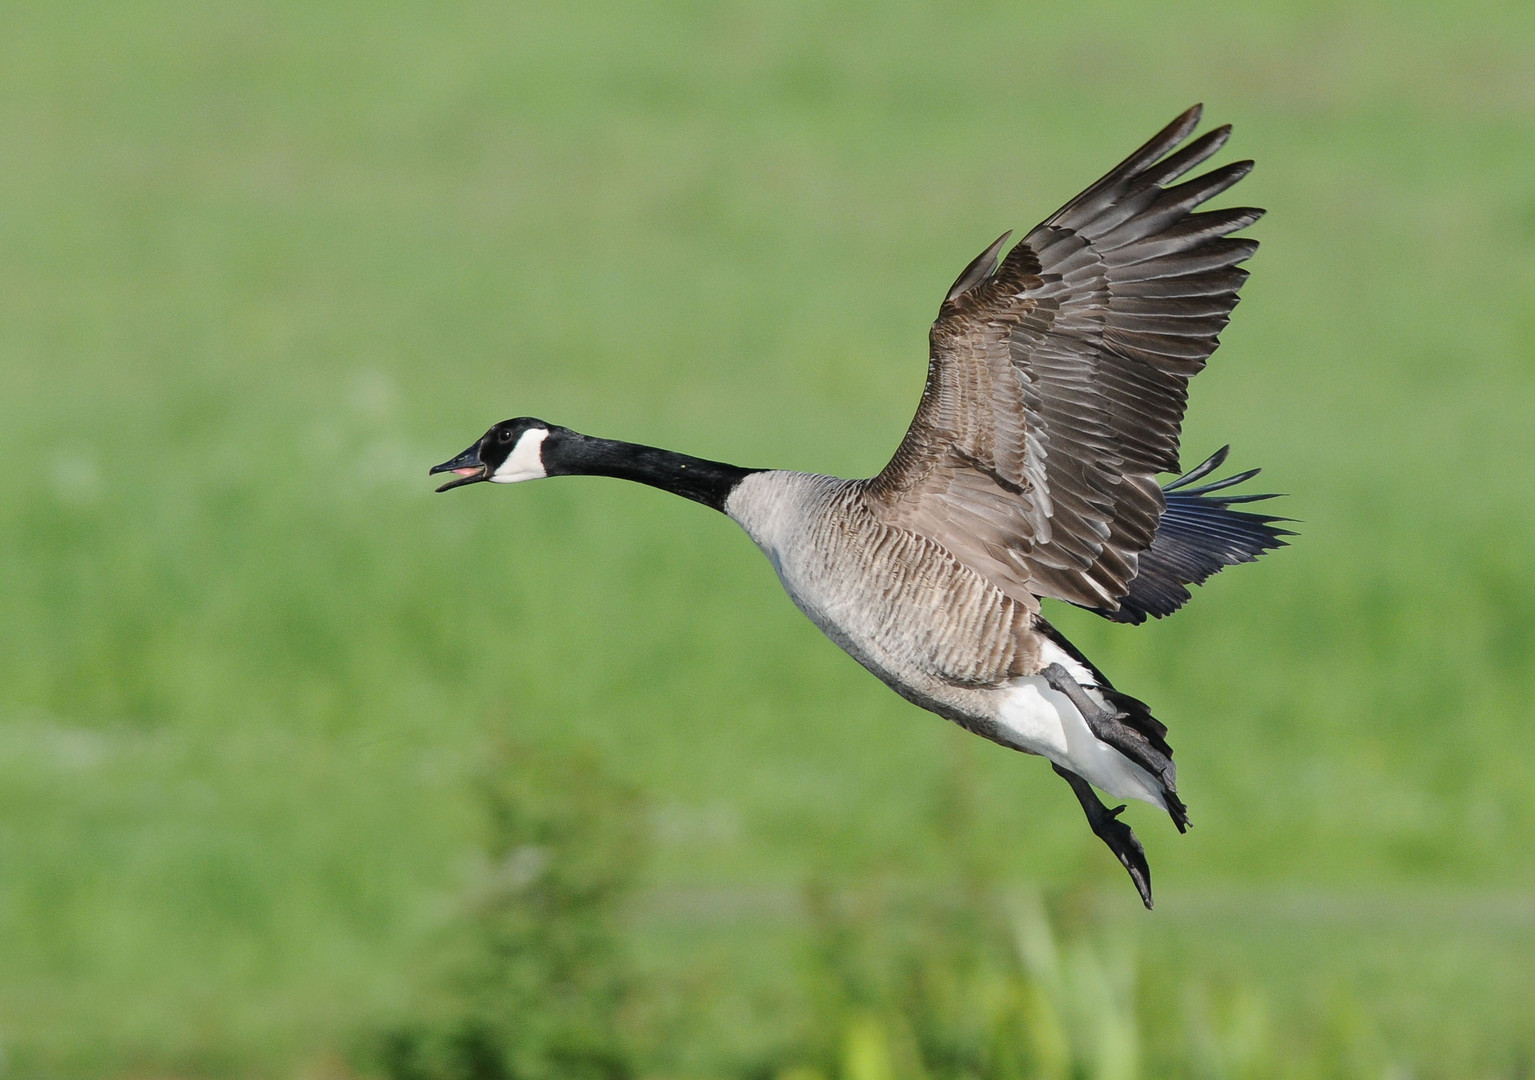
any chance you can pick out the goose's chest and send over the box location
[728,474,893,657]
[726,472,1027,689]
[761,518,899,661]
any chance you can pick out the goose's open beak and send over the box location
[430,443,489,492]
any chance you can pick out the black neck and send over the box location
[543,431,759,513]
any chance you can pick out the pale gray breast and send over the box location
[725,471,1037,689]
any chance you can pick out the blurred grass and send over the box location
[1,0,1533,1075]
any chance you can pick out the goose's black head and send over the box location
[430,417,557,492]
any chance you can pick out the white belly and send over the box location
[995,645,1166,809]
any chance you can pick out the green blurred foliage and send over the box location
[0,0,1533,1075]
[769,882,1439,1080]
[374,743,644,1080]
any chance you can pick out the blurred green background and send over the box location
[2,0,1533,1076]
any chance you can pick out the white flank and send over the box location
[491,428,549,483]
[996,641,1166,808]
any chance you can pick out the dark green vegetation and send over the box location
[2,0,1533,1075]
[374,744,645,1080]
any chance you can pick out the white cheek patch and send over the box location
[490,428,549,483]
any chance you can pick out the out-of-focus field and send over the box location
[1,0,1532,1076]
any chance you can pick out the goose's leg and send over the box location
[1040,663,1171,787]
[1052,763,1154,910]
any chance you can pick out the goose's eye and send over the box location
[499,429,514,443]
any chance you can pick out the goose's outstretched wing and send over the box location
[866,105,1263,612]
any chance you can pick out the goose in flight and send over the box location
[431,105,1289,907]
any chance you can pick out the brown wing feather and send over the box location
[865,105,1262,611]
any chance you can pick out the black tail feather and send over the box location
[1160,443,1233,490]
[1091,446,1293,625]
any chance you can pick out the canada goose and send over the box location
[431,105,1289,908]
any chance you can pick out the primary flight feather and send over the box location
[432,105,1289,907]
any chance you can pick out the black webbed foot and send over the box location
[1053,763,1154,909]
[1040,663,1174,790]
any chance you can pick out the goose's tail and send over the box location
[1092,446,1293,625]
